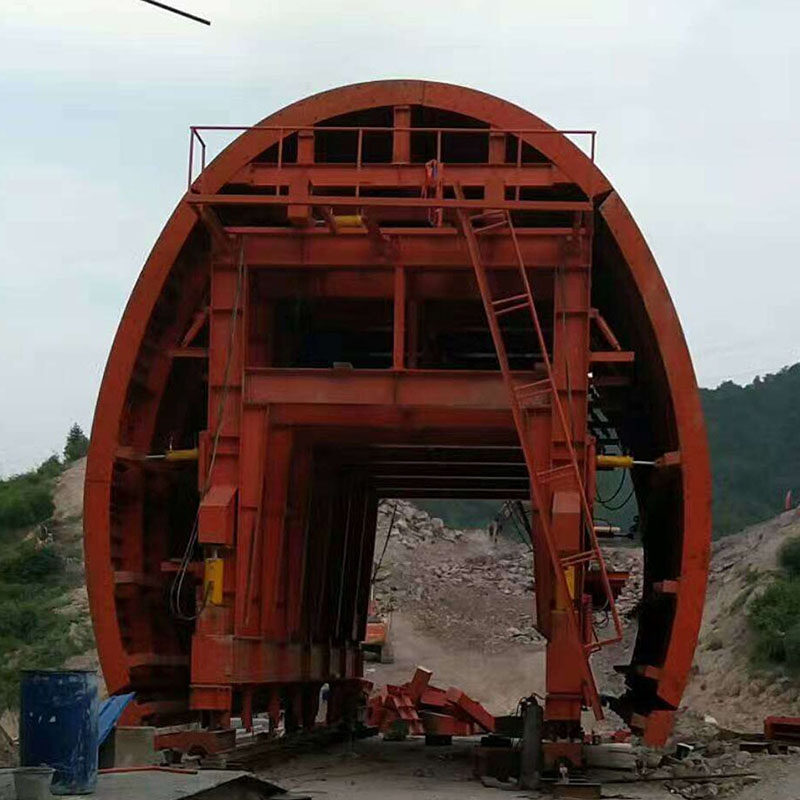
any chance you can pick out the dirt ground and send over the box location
[263,731,800,800]
[683,508,800,730]
[11,462,800,796]
[367,611,546,716]
[264,735,796,800]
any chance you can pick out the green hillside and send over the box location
[417,467,637,536]
[702,364,800,537]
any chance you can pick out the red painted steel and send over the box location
[84,80,711,753]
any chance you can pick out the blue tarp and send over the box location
[98,692,135,746]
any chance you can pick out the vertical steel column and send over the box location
[236,406,270,635]
[286,440,313,640]
[543,230,593,744]
[393,266,406,370]
[392,105,411,164]
[190,244,245,723]
[260,428,294,640]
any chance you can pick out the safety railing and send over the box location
[187,125,597,193]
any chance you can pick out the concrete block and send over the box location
[114,726,158,767]
[0,768,16,800]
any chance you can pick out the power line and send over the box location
[139,0,211,26]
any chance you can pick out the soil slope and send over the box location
[683,508,800,730]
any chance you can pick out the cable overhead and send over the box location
[139,0,211,26]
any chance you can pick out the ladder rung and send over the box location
[586,633,622,651]
[492,293,529,308]
[470,210,506,224]
[514,379,552,409]
[474,220,508,234]
[458,191,622,707]
[515,378,551,395]
[495,302,529,317]
[561,549,597,568]
[536,464,573,483]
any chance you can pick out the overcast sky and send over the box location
[1,0,798,475]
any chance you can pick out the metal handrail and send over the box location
[187,124,596,191]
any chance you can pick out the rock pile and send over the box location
[603,546,644,618]
[427,554,535,597]
[372,500,644,653]
[375,500,461,550]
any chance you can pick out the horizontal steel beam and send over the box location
[244,368,546,410]
[267,403,519,432]
[229,161,570,189]
[188,193,592,212]
[590,351,635,364]
[231,227,580,270]
[374,475,529,489]
[336,443,525,465]
[378,488,530,499]
[366,462,529,478]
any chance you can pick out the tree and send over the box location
[63,423,89,463]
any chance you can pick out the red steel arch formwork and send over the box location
[84,80,711,765]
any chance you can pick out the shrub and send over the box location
[35,455,63,480]
[743,565,760,585]
[785,623,800,669]
[0,479,54,531]
[1,543,63,583]
[730,585,754,613]
[780,536,800,578]
[748,578,800,666]
[0,585,86,709]
[0,453,65,532]
[0,598,47,643]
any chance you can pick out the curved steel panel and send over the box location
[84,81,710,741]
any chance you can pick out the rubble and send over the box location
[368,667,495,739]
[372,500,544,650]
[373,500,645,654]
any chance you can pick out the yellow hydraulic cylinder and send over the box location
[145,447,199,462]
[596,454,635,470]
[204,557,224,605]
[596,454,655,469]
[333,214,363,228]
[164,448,199,462]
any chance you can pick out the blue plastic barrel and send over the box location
[20,670,99,795]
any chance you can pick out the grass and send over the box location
[780,536,800,578]
[0,544,90,709]
[742,564,761,585]
[0,456,62,533]
[748,577,800,669]
[747,536,800,672]
[730,584,755,613]
[0,455,91,709]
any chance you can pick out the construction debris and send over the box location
[367,667,495,739]
[372,500,645,655]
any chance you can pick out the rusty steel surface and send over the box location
[84,80,711,750]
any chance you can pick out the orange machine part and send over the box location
[84,81,711,747]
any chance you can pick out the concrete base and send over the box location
[112,726,158,767]
[0,769,16,800]
[92,770,298,800]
